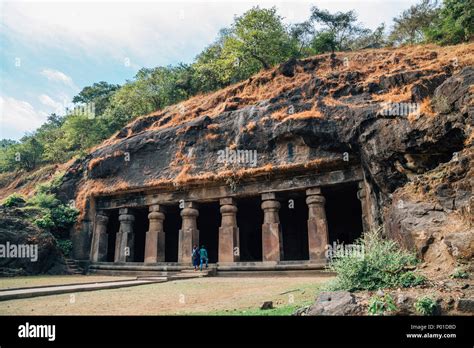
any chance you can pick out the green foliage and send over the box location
[451,267,469,279]
[399,271,426,287]
[2,193,26,207]
[72,81,120,116]
[0,136,43,172]
[414,296,437,315]
[34,213,55,230]
[193,7,298,88]
[425,0,473,45]
[56,239,73,257]
[326,229,420,291]
[309,6,369,52]
[28,192,60,209]
[368,294,397,315]
[389,0,439,45]
[28,178,79,238]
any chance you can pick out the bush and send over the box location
[56,239,73,257]
[368,294,397,315]
[451,267,469,279]
[2,193,26,207]
[34,213,55,230]
[326,229,420,291]
[414,296,437,315]
[28,192,60,209]
[399,271,426,287]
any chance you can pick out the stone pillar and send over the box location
[306,187,329,261]
[218,198,240,263]
[357,181,370,233]
[90,212,109,262]
[144,204,166,264]
[178,202,199,264]
[114,208,135,263]
[261,193,282,262]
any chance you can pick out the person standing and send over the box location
[192,244,200,271]
[199,245,208,271]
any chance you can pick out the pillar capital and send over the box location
[261,200,281,210]
[95,212,109,224]
[306,187,322,196]
[220,204,238,214]
[219,197,236,206]
[119,207,132,215]
[261,192,277,201]
[306,195,325,205]
[181,207,199,217]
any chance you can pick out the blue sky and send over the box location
[0,0,419,140]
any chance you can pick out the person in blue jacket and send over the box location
[199,245,208,271]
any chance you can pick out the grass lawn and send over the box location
[0,275,332,315]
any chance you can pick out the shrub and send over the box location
[451,267,469,279]
[56,239,73,257]
[399,271,426,287]
[34,213,55,230]
[368,294,397,315]
[326,229,420,291]
[28,192,60,209]
[2,193,26,207]
[414,296,437,315]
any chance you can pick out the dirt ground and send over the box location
[0,275,332,315]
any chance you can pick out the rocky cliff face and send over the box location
[58,44,473,273]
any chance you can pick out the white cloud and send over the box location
[0,96,46,139]
[40,69,75,88]
[38,94,65,112]
[1,1,420,67]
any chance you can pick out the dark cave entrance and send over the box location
[279,191,309,261]
[237,196,263,261]
[322,183,363,245]
[197,202,220,263]
[163,205,180,262]
[133,208,149,262]
[106,209,119,262]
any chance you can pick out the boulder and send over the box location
[307,291,360,316]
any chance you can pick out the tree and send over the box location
[425,0,473,44]
[388,0,440,45]
[72,81,120,116]
[309,6,369,52]
[193,7,298,87]
[0,136,43,171]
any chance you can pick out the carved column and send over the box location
[144,204,166,264]
[218,198,240,263]
[178,202,199,264]
[90,211,109,262]
[357,181,370,233]
[261,193,282,262]
[306,187,329,261]
[114,208,135,263]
